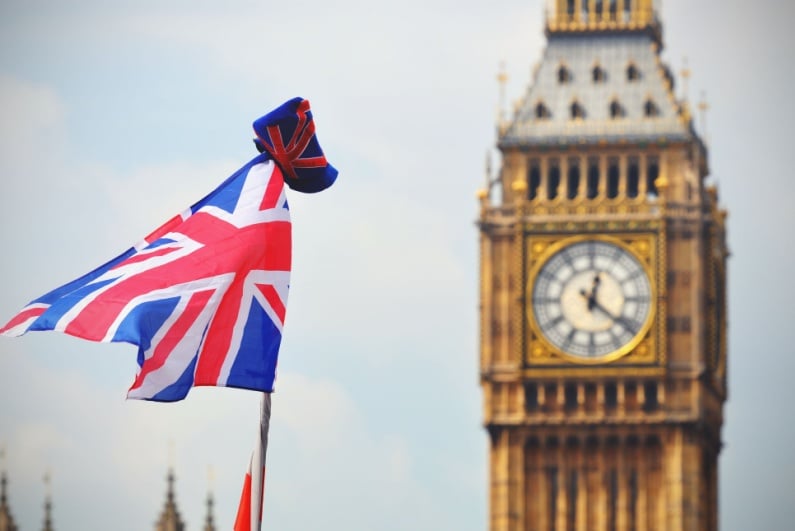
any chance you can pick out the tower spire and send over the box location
[496,61,509,134]
[155,468,185,531]
[497,62,507,113]
[698,91,710,145]
[0,453,18,531]
[0,477,18,531]
[41,470,53,531]
[680,57,691,102]
[203,492,216,531]
[203,466,216,531]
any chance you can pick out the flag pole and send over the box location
[252,392,270,531]
[235,392,271,531]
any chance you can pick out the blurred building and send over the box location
[155,468,217,531]
[155,469,186,531]
[0,468,217,531]
[0,472,18,531]
[477,0,728,529]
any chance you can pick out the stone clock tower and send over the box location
[477,1,728,530]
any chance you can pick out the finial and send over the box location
[698,91,710,142]
[42,469,53,531]
[203,465,216,531]
[167,468,175,502]
[497,61,508,127]
[43,469,51,499]
[168,439,175,470]
[680,57,691,102]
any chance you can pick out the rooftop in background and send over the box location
[546,0,662,42]
[499,0,703,150]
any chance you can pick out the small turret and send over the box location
[41,471,54,531]
[155,469,185,531]
[547,0,661,43]
[203,466,216,531]
[203,492,216,531]
[0,472,18,531]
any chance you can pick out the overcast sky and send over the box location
[0,1,793,530]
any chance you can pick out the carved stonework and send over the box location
[479,1,727,529]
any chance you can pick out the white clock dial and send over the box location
[531,239,652,359]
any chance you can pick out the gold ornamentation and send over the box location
[524,233,660,368]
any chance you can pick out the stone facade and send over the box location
[478,1,728,529]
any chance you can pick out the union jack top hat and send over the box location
[253,97,338,193]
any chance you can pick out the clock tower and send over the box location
[477,1,728,530]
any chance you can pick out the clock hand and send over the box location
[584,273,601,311]
[591,299,639,333]
[591,299,617,320]
[579,288,596,311]
[589,273,601,297]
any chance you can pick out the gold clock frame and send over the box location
[522,231,663,369]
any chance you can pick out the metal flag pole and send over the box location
[251,392,271,531]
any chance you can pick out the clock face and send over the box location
[531,239,652,360]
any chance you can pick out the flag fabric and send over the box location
[234,393,271,531]
[0,97,337,402]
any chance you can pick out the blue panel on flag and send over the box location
[145,238,178,250]
[112,296,181,346]
[227,302,280,392]
[31,249,135,306]
[29,277,119,331]
[150,355,199,402]
[200,159,260,214]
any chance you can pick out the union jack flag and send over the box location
[0,97,337,402]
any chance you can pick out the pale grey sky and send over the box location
[0,1,793,530]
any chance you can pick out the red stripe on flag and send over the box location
[260,221,291,272]
[143,213,186,244]
[256,284,286,325]
[110,246,178,269]
[260,164,285,211]
[0,305,46,334]
[128,289,215,392]
[192,276,244,386]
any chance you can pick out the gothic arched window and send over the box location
[535,101,552,120]
[528,160,541,200]
[595,0,604,16]
[607,158,620,198]
[623,0,633,21]
[548,160,561,200]
[609,100,624,119]
[567,159,580,199]
[647,157,660,198]
[587,158,600,199]
[609,0,618,20]
[644,99,660,117]
[571,100,586,119]
[627,63,640,81]
[627,156,640,198]
[592,65,607,83]
[558,65,572,84]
